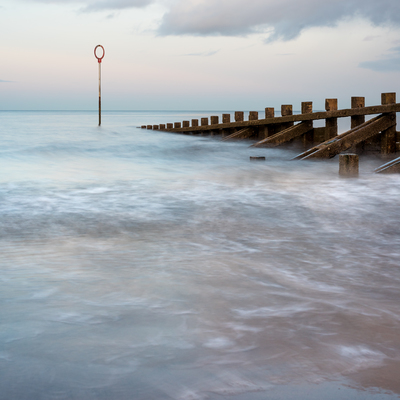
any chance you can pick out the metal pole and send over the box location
[98,61,101,126]
[94,45,105,126]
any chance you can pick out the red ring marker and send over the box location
[94,45,105,63]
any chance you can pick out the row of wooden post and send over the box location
[141,93,398,156]
[141,99,340,132]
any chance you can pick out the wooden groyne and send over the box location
[141,93,400,168]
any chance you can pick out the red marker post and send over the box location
[94,45,105,126]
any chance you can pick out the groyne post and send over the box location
[260,108,275,139]
[182,121,190,134]
[234,112,244,135]
[222,114,231,137]
[201,117,209,136]
[351,97,366,153]
[279,105,293,133]
[381,92,397,157]
[339,154,359,177]
[301,102,313,146]
[211,116,219,124]
[235,112,244,122]
[351,97,365,128]
[167,123,173,129]
[249,112,258,120]
[249,111,260,139]
[325,99,338,140]
[210,116,219,136]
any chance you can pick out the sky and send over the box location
[1,0,400,110]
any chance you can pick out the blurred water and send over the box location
[0,111,400,400]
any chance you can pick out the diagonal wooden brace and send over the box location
[251,122,313,148]
[292,115,382,160]
[300,114,396,159]
[374,156,400,173]
[222,127,254,141]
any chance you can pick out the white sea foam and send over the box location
[1,111,400,399]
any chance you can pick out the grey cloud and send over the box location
[181,50,219,57]
[17,0,400,41]
[81,0,153,12]
[22,0,154,11]
[360,46,400,72]
[158,0,400,41]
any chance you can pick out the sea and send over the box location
[1,110,400,400]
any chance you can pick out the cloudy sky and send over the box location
[1,0,400,110]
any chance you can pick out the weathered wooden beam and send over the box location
[222,127,254,141]
[251,122,313,148]
[299,114,396,159]
[351,97,365,128]
[265,108,274,118]
[339,154,359,177]
[160,124,166,130]
[167,103,400,133]
[222,114,231,123]
[325,99,338,140]
[381,92,397,157]
[235,111,244,122]
[351,97,366,153]
[374,156,400,173]
[293,115,382,160]
[259,108,275,139]
[278,105,293,132]
[249,111,258,121]
[221,114,232,137]
[211,116,219,125]
[248,111,262,139]
[301,102,313,146]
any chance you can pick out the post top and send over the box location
[94,45,105,63]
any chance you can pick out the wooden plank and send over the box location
[351,97,366,153]
[300,115,396,159]
[351,97,365,128]
[339,154,359,177]
[292,115,382,160]
[374,156,400,173]
[167,103,400,133]
[251,122,313,148]
[222,127,254,141]
[325,99,338,140]
[381,92,397,157]
[301,102,313,146]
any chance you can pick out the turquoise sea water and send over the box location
[0,111,400,399]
